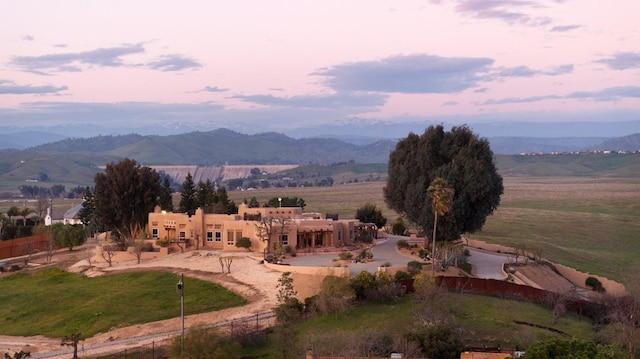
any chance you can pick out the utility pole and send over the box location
[177,273,184,357]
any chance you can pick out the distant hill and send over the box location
[495,152,640,177]
[487,137,609,155]
[29,129,396,165]
[590,133,640,152]
[0,131,68,150]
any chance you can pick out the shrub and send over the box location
[394,271,412,281]
[141,242,155,252]
[284,245,294,254]
[338,252,353,260]
[155,238,170,247]
[382,261,391,267]
[585,276,605,292]
[235,237,252,250]
[392,219,406,235]
[459,262,472,274]
[407,261,424,276]
[397,239,410,249]
[9,265,21,272]
[356,249,373,261]
[360,233,373,244]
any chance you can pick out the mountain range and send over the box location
[1,129,639,196]
[3,118,640,154]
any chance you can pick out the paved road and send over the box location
[287,237,512,279]
[286,235,414,274]
[465,248,510,280]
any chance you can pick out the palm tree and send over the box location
[427,177,453,276]
[19,207,35,226]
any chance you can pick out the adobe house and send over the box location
[148,203,369,253]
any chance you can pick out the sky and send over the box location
[1,1,640,137]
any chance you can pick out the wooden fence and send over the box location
[0,233,50,260]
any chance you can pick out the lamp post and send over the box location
[278,197,282,208]
[177,273,184,356]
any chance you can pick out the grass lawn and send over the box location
[0,268,246,338]
[241,294,594,356]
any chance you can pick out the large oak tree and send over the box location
[94,158,161,240]
[384,125,503,241]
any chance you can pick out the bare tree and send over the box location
[61,333,82,359]
[223,256,234,273]
[36,195,50,225]
[413,273,458,327]
[45,234,55,263]
[315,276,354,318]
[600,269,640,358]
[217,256,234,273]
[101,244,118,267]
[128,238,146,264]
[255,216,276,255]
[4,350,31,359]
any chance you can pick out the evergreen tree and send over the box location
[179,172,197,215]
[384,125,503,241]
[355,203,387,228]
[94,158,161,239]
[78,186,97,236]
[159,176,174,211]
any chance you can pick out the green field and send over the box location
[0,268,246,337]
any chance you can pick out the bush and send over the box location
[394,271,412,281]
[397,239,410,249]
[585,276,605,292]
[235,237,252,250]
[392,222,406,235]
[407,261,423,276]
[382,261,391,267]
[9,265,21,272]
[155,238,170,247]
[141,242,155,252]
[356,249,373,262]
[360,233,373,244]
[459,262,472,274]
[284,245,294,254]
[338,252,353,260]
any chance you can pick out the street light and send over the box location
[278,197,282,207]
[177,273,184,356]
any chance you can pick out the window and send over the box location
[206,231,213,242]
[179,231,186,240]
[152,228,158,239]
[227,231,234,245]
[215,231,222,242]
[279,233,289,246]
[236,231,243,242]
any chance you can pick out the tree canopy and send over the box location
[94,158,161,239]
[266,196,306,209]
[384,125,503,241]
[49,223,86,251]
[355,203,387,229]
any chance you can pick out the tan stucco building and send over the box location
[148,203,372,253]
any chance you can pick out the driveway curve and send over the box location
[465,248,510,280]
[286,235,414,274]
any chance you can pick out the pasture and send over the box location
[229,177,640,283]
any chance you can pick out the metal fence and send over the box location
[94,312,277,358]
